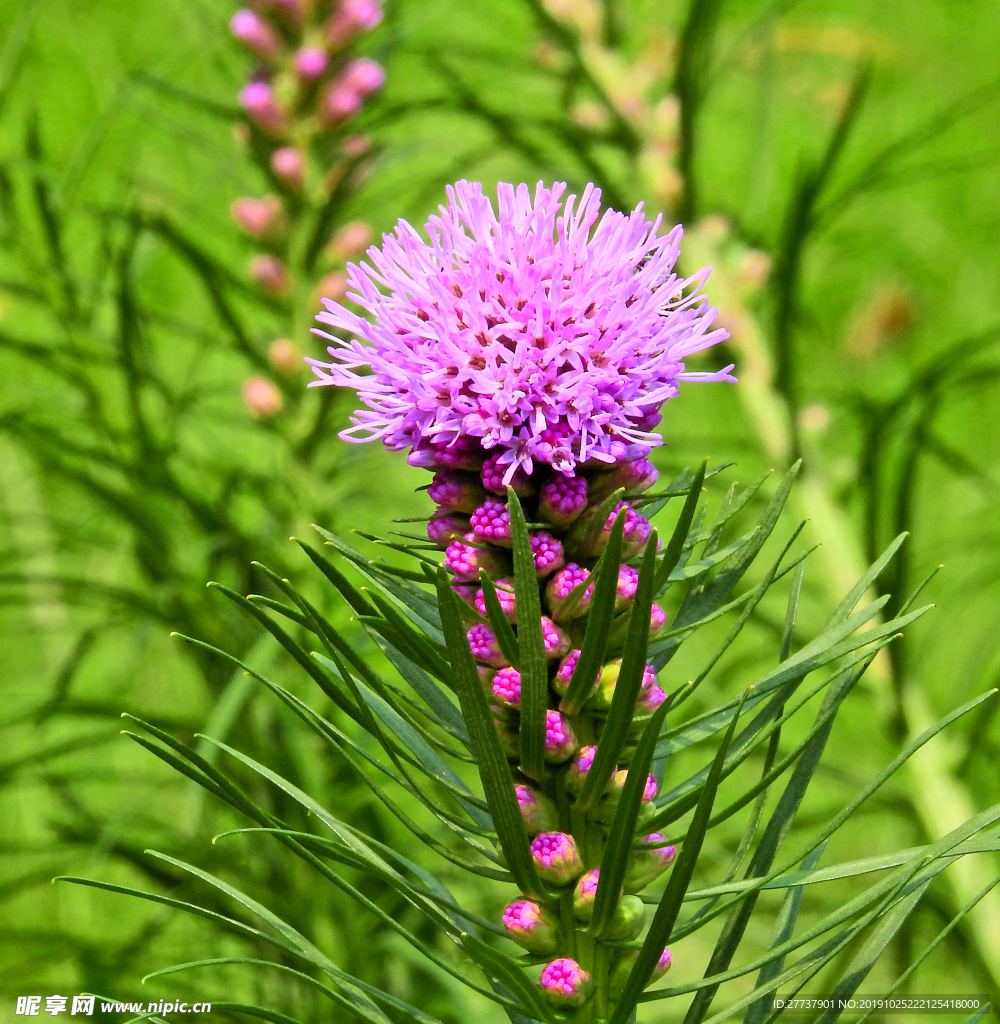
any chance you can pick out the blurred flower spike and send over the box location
[308,180,735,483]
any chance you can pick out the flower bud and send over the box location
[541,617,570,661]
[530,531,565,579]
[326,0,383,45]
[544,709,576,763]
[230,9,282,58]
[268,338,303,375]
[530,832,583,886]
[593,767,658,823]
[470,498,511,547]
[492,666,522,709]
[466,623,508,668]
[239,81,288,134]
[270,146,305,190]
[564,745,614,796]
[294,45,329,81]
[605,894,646,940]
[514,784,559,835]
[249,254,290,294]
[649,603,669,638]
[453,583,478,609]
[539,958,592,1009]
[326,221,373,262]
[609,947,671,997]
[315,272,349,307]
[636,685,667,716]
[231,196,283,237]
[475,577,516,622]
[545,564,592,621]
[477,665,495,691]
[538,474,588,528]
[587,660,656,712]
[588,457,659,500]
[502,898,563,955]
[566,500,650,559]
[552,649,598,699]
[623,834,676,893]
[446,535,507,581]
[615,564,639,610]
[482,454,535,497]
[428,469,487,513]
[320,83,363,126]
[572,868,622,922]
[338,57,385,97]
[242,376,283,417]
[427,508,469,548]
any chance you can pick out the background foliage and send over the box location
[0,0,998,1020]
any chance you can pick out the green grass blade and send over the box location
[825,532,907,627]
[508,486,547,782]
[559,510,626,715]
[460,933,556,1024]
[654,458,707,592]
[436,570,544,898]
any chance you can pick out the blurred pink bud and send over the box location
[327,221,373,261]
[341,133,372,157]
[231,196,283,237]
[268,338,303,375]
[315,271,349,305]
[230,9,282,58]
[342,0,383,30]
[339,57,385,97]
[294,46,329,81]
[320,83,363,125]
[239,82,288,135]
[270,146,305,190]
[249,255,290,295]
[242,376,283,417]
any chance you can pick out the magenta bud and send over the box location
[544,709,577,763]
[593,767,657,824]
[501,898,563,955]
[445,534,507,581]
[545,564,592,621]
[470,499,512,547]
[427,508,469,548]
[552,649,598,699]
[338,57,385,97]
[531,832,583,886]
[295,45,329,81]
[623,834,677,893]
[249,254,290,295]
[481,454,535,497]
[589,457,659,501]
[453,583,478,609]
[492,666,522,709]
[541,617,571,661]
[530,531,565,579]
[239,81,288,135]
[649,603,669,638]
[572,868,622,922]
[270,146,305,190]
[609,947,671,997]
[565,745,615,796]
[422,436,485,471]
[477,665,496,692]
[467,623,508,668]
[428,469,487,513]
[231,196,283,237]
[475,578,516,622]
[636,685,667,716]
[539,958,592,1009]
[514,784,559,835]
[587,659,657,712]
[567,500,650,559]
[606,894,646,940]
[320,83,363,125]
[615,564,640,609]
[230,9,282,58]
[538,474,588,528]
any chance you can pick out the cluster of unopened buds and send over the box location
[422,440,675,1010]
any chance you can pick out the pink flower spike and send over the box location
[466,623,508,668]
[502,898,563,955]
[230,9,282,58]
[538,474,588,528]
[541,617,570,661]
[530,531,565,579]
[530,832,583,885]
[539,958,592,1009]
[295,46,329,81]
[543,709,576,763]
[481,454,535,497]
[475,577,516,622]
[470,499,512,547]
[492,666,522,709]
[270,147,305,190]
[339,57,385,97]
[239,82,288,135]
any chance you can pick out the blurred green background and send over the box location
[1,0,998,1020]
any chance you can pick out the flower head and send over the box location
[539,958,592,1008]
[309,181,734,481]
[502,898,563,954]
[531,831,583,885]
[514,784,559,835]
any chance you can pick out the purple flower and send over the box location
[538,474,588,529]
[308,181,734,480]
[616,563,640,608]
[426,508,469,548]
[470,498,512,546]
[467,623,507,667]
[338,57,385,97]
[514,784,559,835]
[502,898,563,955]
[530,831,583,885]
[569,500,651,559]
[544,709,576,763]
[427,469,486,513]
[492,666,522,708]
[541,617,570,660]
[475,577,517,622]
[294,45,329,81]
[530,531,565,578]
[539,958,592,1008]
[637,684,667,715]
[481,453,535,496]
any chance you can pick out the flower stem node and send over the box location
[605,894,646,940]
[539,958,593,1009]
[514,784,560,835]
[623,834,676,893]
[530,832,583,886]
[502,898,564,955]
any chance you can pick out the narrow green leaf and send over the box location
[576,531,658,812]
[654,459,707,593]
[479,572,520,668]
[578,486,627,558]
[436,570,544,898]
[559,510,626,715]
[460,933,556,1024]
[508,486,547,782]
[825,532,907,628]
